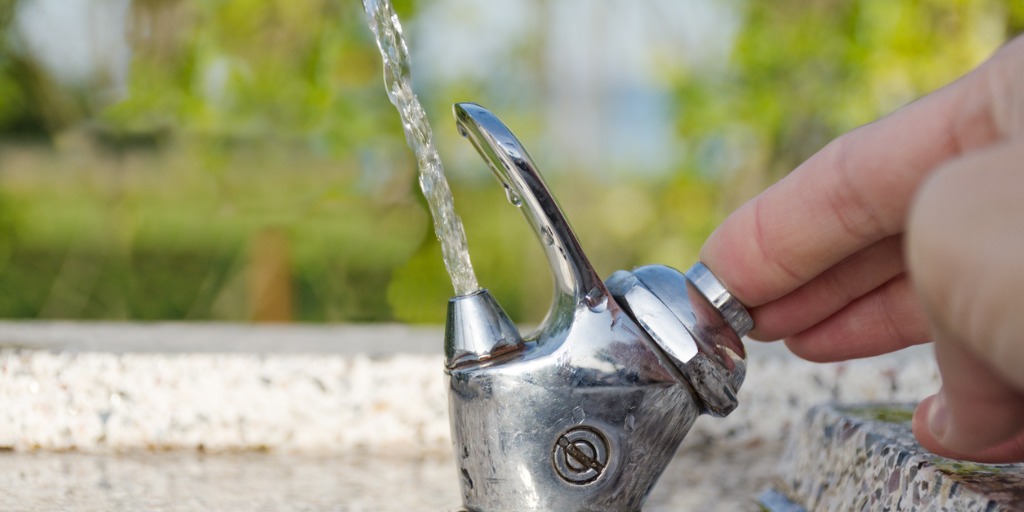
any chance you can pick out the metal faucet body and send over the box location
[446,103,751,511]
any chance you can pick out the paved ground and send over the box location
[0,441,783,512]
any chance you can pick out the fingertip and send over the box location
[746,308,789,342]
[912,394,947,455]
[699,221,762,306]
[782,335,836,363]
[913,394,948,447]
[745,329,777,342]
[745,310,777,341]
[913,393,1024,463]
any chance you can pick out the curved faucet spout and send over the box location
[453,102,606,314]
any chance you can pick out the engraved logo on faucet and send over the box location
[552,427,609,485]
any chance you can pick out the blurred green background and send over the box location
[0,0,1019,324]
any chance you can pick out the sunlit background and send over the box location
[0,0,1019,324]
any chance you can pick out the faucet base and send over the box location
[447,304,700,512]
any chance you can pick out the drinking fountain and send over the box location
[445,103,752,511]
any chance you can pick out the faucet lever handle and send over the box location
[608,263,749,416]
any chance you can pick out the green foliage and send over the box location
[675,0,1010,187]
[0,0,1017,323]
[0,14,54,139]
[1009,2,1024,35]
[387,237,451,324]
[101,0,390,152]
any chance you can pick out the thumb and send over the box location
[912,350,1024,462]
[907,138,1024,461]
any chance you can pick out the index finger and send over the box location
[699,38,1018,307]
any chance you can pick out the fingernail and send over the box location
[927,393,950,442]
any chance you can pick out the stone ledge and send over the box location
[0,321,441,355]
[0,322,941,454]
[0,322,954,509]
[0,350,450,454]
[766,404,1024,511]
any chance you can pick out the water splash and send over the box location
[362,0,479,296]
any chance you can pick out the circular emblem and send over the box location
[552,426,609,485]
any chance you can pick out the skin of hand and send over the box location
[699,35,1024,463]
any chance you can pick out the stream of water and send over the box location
[362,0,480,296]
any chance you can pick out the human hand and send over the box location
[699,35,1024,462]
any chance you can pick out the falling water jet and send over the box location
[362,0,480,296]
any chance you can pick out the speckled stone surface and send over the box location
[0,322,942,455]
[0,350,451,454]
[768,404,1024,511]
[0,322,947,510]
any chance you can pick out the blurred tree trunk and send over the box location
[248,227,293,322]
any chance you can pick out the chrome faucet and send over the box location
[446,103,752,512]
